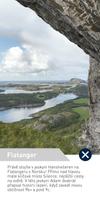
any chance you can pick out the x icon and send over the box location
[79,148,92,161]
[82,151,89,159]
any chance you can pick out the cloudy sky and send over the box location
[0,0,89,81]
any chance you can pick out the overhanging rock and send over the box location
[16,0,100,61]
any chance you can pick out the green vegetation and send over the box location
[0,97,89,154]
[73,107,89,120]
[0,82,89,153]
[69,84,88,97]
[73,98,88,105]
[0,91,58,109]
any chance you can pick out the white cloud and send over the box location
[0,46,50,73]
[0,0,89,81]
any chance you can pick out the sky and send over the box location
[0,0,89,81]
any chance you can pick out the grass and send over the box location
[73,98,88,105]
[0,120,81,154]
[73,107,89,120]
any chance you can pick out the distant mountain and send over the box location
[68,78,87,85]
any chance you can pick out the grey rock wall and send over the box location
[16,0,100,61]
[88,57,100,152]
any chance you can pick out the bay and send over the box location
[0,93,77,123]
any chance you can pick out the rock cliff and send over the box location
[16,0,100,152]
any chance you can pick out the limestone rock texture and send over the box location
[16,0,100,152]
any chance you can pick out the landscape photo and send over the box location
[0,0,89,154]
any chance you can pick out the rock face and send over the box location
[88,57,100,152]
[16,0,100,152]
[17,0,100,61]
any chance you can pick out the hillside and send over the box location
[0,97,89,154]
